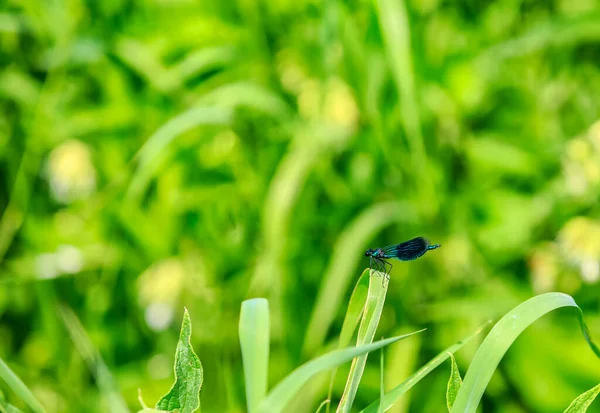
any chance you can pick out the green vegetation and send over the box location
[2,0,600,411]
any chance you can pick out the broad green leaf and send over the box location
[337,271,390,413]
[156,308,203,413]
[446,353,462,412]
[256,332,424,413]
[563,383,600,413]
[360,321,490,413]
[137,389,168,413]
[451,293,600,413]
[239,299,270,413]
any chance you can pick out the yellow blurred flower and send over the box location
[46,139,96,203]
[276,49,307,94]
[323,78,359,131]
[137,258,186,331]
[563,161,588,196]
[297,78,321,120]
[588,119,600,151]
[529,245,559,293]
[580,259,600,283]
[584,158,600,184]
[138,258,186,306]
[558,217,600,283]
[298,77,359,130]
[566,137,591,162]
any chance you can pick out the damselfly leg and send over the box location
[380,259,392,278]
[369,257,391,279]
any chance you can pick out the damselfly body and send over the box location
[365,237,440,275]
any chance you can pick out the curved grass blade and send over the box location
[173,46,236,81]
[256,333,424,413]
[360,321,490,413]
[316,400,330,413]
[451,293,600,413]
[446,353,462,412]
[127,106,233,200]
[239,299,270,413]
[196,82,291,117]
[337,272,390,413]
[304,201,417,356]
[564,383,600,413]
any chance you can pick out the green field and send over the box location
[1,0,600,412]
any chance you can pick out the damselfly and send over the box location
[365,237,440,275]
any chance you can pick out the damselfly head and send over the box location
[365,249,374,257]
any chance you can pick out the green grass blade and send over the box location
[373,0,424,160]
[196,82,291,117]
[256,333,424,413]
[0,358,46,413]
[338,270,371,349]
[304,201,416,356]
[336,271,390,413]
[326,269,370,411]
[379,347,384,413]
[373,0,435,211]
[156,308,203,413]
[239,299,270,413]
[563,383,600,413]
[360,321,490,413]
[383,327,422,413]
[446,353,462,412]
[451,293,600,413]
[249,124,353,303]
[478,10,600,62]
[172,46,236,81]
[58,304,129,413]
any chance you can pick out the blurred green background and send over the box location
[2,0,600,412]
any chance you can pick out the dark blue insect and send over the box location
[365,237,440,275]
